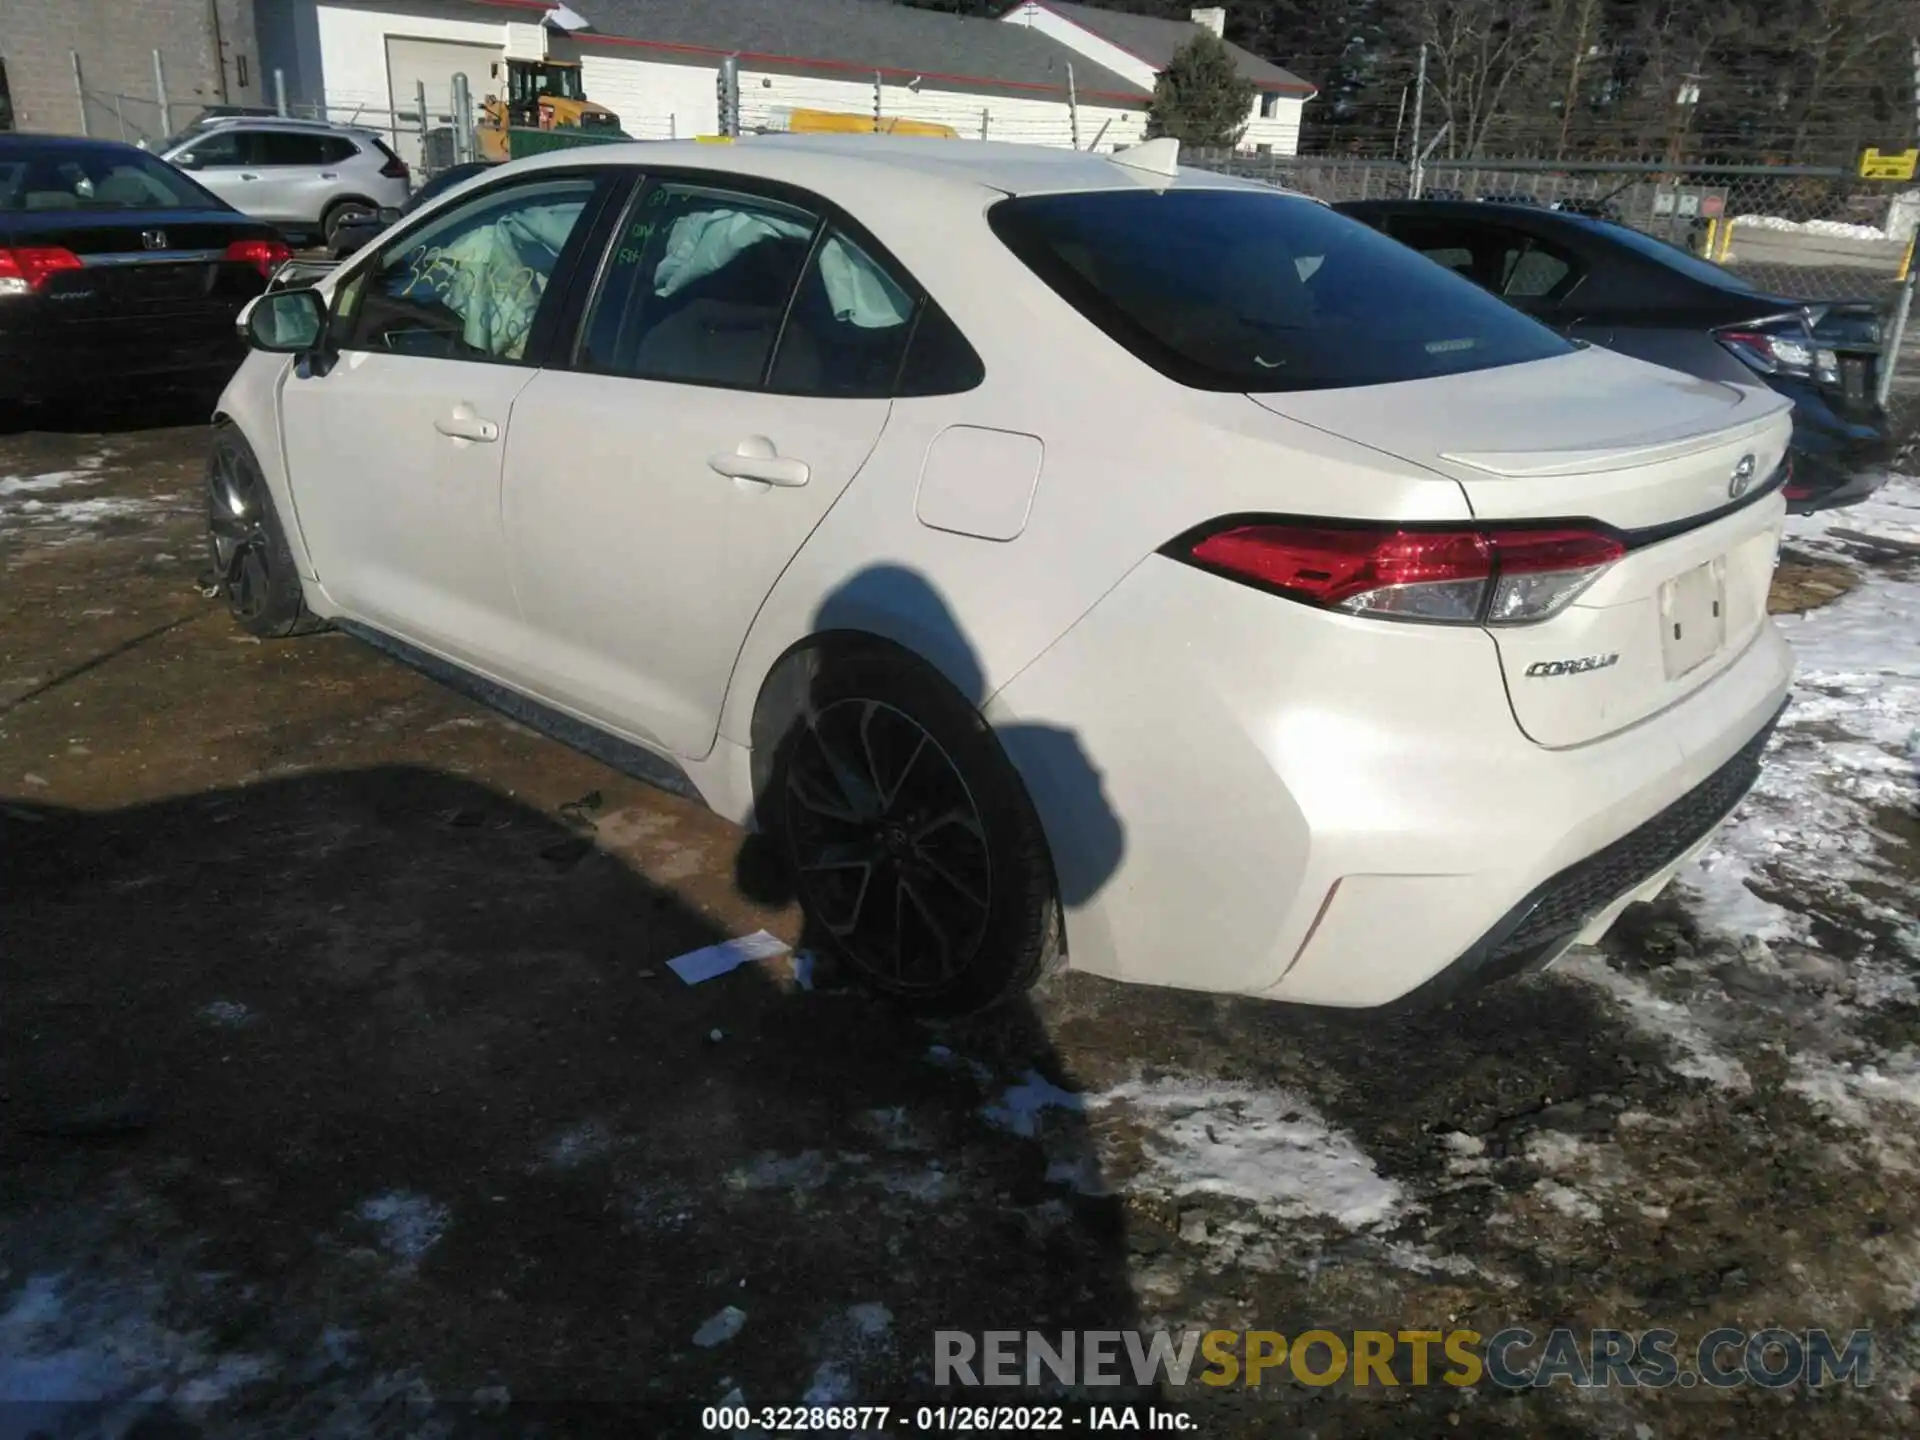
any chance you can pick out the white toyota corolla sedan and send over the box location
[213,135,1794,1013]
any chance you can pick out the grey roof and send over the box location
[565,0,1151,101]
[1036,2,1314,94]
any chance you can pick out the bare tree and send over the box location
[1551,0,1604,154]
[1780,0,1914,155]
[1396,0,1557,155]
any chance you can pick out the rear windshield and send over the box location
[989,188,1575,392]
[0,142,222,213]
[1586,218,1762,294]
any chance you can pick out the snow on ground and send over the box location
[0,1270,276,1438]
[352,1192,450,1270]
[1675,478,1920,956]
[1087,1079,1406,1229]
[1733,214,1890,240]
[981,1070,1406,1231]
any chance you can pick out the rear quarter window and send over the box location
[989,189,1576,392]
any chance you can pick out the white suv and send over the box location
[208,138,1795,1014]
[159,117,410,246]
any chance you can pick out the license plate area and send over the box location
[1659,560,1727,679]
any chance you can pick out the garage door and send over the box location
[385,36,502,172]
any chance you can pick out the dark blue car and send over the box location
[1338,199,1893,513]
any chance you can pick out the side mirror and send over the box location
[244,287,328,353]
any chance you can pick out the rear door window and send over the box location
[1502,242,1575,300]
[253,131,329,166]
[767,227,916,397]
[577,182,819,389]
[990,189,1573,392]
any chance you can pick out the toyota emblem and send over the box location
[140,229,168,251]
[1728,453,1757,499]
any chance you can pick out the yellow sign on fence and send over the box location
[1859,148,1918,181]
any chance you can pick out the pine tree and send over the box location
[1146,33,1258,148]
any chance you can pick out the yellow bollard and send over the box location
[1701,217,1718,259]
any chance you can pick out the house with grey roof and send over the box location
[255,0,1312,165]
[1001,3,1314,154]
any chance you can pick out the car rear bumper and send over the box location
[1784,431,1894,512]
[0,315,248,400]
[1782,390,1894,513]
[986,552,1795,1007]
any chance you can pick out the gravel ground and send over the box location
[1,408,1916,1438]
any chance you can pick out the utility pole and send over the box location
[153,51,171,136]
[1409,45,1427,197]
[71,50,87,135]
[716,56,739,137]
[1066,61,1080,149]
[206,0,229,103]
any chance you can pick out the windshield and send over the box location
[990,188,1575,392]
[514,65,584,104]
[0,142,224,212]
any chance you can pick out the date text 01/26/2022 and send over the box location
[701,1404,1196,1431]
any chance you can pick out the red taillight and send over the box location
[1715,323,1825,378]
[0,245,84,294]
[224,238,292,278]
[1181,522,1626,625]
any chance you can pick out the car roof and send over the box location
[0,132,156,158]
[504,134,1291,203]
[184,114,375,136]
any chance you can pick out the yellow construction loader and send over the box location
[476,58,623,162]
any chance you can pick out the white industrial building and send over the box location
[256,0,1314,161]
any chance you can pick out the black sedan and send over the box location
[1337,199,1893,512]
[329,160,494,258]
[0,133,290,408]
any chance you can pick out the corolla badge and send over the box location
[1526,653,1620,678]
[1728,453,1758,499]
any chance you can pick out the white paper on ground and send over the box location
[668,930,791,985]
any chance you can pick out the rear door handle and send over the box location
[319,172,339,180]
[238,173,260,181]
[435,405,499,443]
[708,436,809,487]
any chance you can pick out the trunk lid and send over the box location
[4,209,271,319]
[1248,345,1794,748]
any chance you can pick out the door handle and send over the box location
[708,436,809,487]
[239,173,260,181]
[434,405,500,443]
[319,172,339,180]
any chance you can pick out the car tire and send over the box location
[205,427,323,639]
[321,199,375,249]
[764,646,1062,1015]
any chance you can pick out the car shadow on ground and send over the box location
[1,756,1138,1434]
